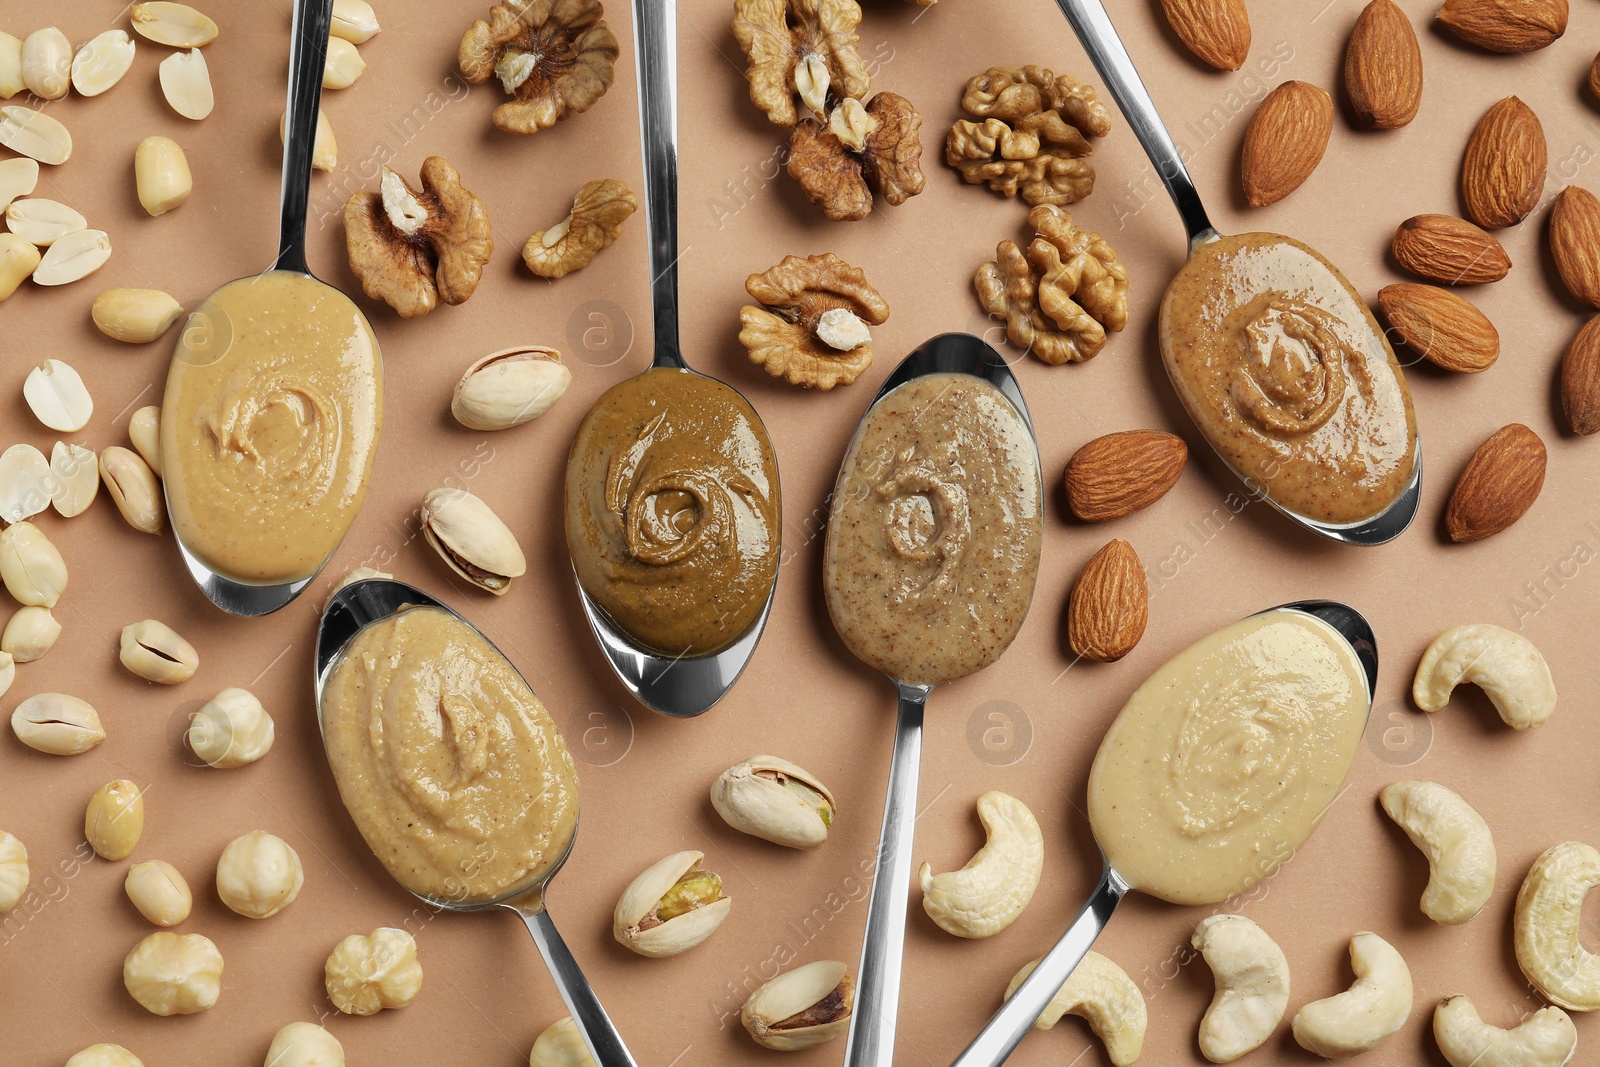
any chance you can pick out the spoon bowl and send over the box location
[315,578,638,1067]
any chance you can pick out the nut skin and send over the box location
[344,157,493,318]
[1444,424,1546,542]
[65,1045,144,1067]
[1376,283,1499,372]
[325,927,423,1015]
[0,830,27,913]
[1549,186,1600,309]
[790,92,924,221]
[123,931,223,1016]
[125,860,193,926]
[1434,994,1577,1067]
[710,755,835,849]
[0,520,67,606]
[1392,214,1510,285]
[742,960,855,1051]
[86,779,145,861]
[1561,316,1600,435]
[529,1018,596,1067]
[739,252,888,389]
[267,1023,345,1067]
[119,619,199,684]
[522,178,636,279]
[10,693,104,755]
[188,687,275,768]
[1292,932,1413,1058]
[1191,914,1290,1063]
[458,0,619,135]
[1414,623,1556,730]
[1438,0,1568,52]
[1379,780,1496,924]
[731,0,869,127]
[100,446,165,534]
[215,830,303,919]
[1516,841,1600,1011]
[1345,0,1422,129]
[1462,97,1546,230]
[613,850,731,958]
[1065,430,1186,521]
[919,791,1043,939]
[452,347,571,430]
[1158,0,1250,70]
[1067,539,1148,662]
[420,487,527,594]
[1240,81,1333,207]
[1004,952,1146,1067]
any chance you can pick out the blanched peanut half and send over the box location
[1414,624,1556,730]
[1292,932,1413,1058]
[323,37,365,89]
[1192,914,1290,1063]
[1516,841,1600,1011]
[125,860,192,927]
[85,779,145,860]
[24,358,93,432]
[0,651,13,700]
[3,605,60,662]
[0,830,26,912]
[0,105,71,165]
[100,446,164,534]
[20,28,71,101]
[1380,780,1496,924]
[120,619,199,684]
[158,49,212,120]
[134,136,191,217]
[93,289,185,344]
[130,2,219,48]
[6,197,86,246]
[0,444,52,522]
[71,30,136,97]
[33,229,111,286]
[0,33,21,99]
[1433,994,1577,1067]
[331,0,380,43]
[919,791,1043,939]
[279,108,336,171]
[1004,953,1146,1067]
[50,441,99,517]
[0,156,39,211]
[10,692,104,755]
[0,232,39,300]
[129,406,162,475]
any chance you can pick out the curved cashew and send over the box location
[1190,914,1290,1063]
[1291,932,1412,1058]
[1413,624,1556,730]
[1515,841,1600,1011]
[919,791,1043,939]
[1379,780,1496,925]
[1433,995,1577,1067]
[1004,952,1146,1067]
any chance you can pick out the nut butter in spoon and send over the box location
[160,0,381,615]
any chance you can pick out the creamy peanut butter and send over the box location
[161,271,382,584]
[824,373,1042,686]
[322,606,579,904]
[1159,233,1417,525]
[1087,609,1369,906]
[565,367,780,657]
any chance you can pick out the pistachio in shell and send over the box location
[419,487,527,595]
[711,755,835,850]
[612,849,731,958]
[742,959,855,1051]
[451,345,571,431]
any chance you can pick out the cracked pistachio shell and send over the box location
[612,850,731,958]
[450,346,571,431]
[11,693,104,755]
[0,520,67,607]
[711,755,835,850]
[742,960,853,1051]
[420,488,526,594]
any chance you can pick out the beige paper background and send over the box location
[3,0,1600,1064]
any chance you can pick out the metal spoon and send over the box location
[1055,0,1421,546]
[949,599,1379,1067]
[315,578,638,1067]
[161,0,380,616]
[836,333,1041,1067]
[565,0,780,717]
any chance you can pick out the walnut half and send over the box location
[458,0,619,135]
[739,252,889,389]
[344,156,494,318]
[789,93,925,222]
[523,178,638,279]
[732,0,871,126]
[946,64,1112,206]
[975,205,1128,365]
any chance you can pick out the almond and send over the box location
[1392,214,1511,284]
[1376,283,1499,372]
[1589,51,1600,101]
[1444,423,1546,542]
[1461,96,1545,230]
[1560,316,1600,434]
[1065,430,1187,521]
[1346,0,1422,129]
[1067,539,1147,662]
[1159,0,1251,71]
[1240,81,1333,208]
[1549,186,1600,308]
[1438,0,1567,52]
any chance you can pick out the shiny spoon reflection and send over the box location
[315,579,638,1067]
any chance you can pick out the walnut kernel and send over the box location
[458,0,619,135]
[739,252,888,389]
[523,177,637,279]
[732,0,870,126]
[788,92,925,222]
[946,64,1112,206]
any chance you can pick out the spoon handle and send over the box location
[520,908,640,1067]
[947,861,1130,1067]
[275,0,334,274]
[842,683,928,1067]
[1051,0,1215,246]
[631,0,687,370]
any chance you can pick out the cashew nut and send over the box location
[1379,779,1496,925]
[1291,932,1412,1058]
[919,791,1043,939]
[1433,994,1577,1067]
[1515,841,1600,1011]
[1004,952,1146,1067]
[1190,914,1290,1063]
[1413,624,1556,730]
